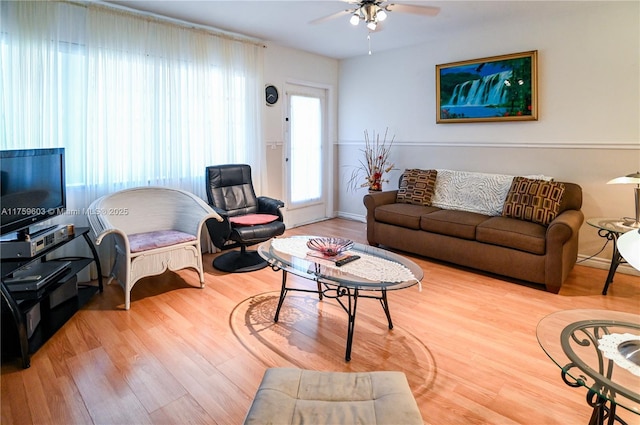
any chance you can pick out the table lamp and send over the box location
[607,171,640,228]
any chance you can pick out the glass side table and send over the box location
[537,309,640,425]
[586,218,637,295]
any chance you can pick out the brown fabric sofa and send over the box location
[363,169,584,293]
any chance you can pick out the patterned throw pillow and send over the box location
[502,177,565,226]
[396,169,438,206]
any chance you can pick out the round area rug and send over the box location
[230,291,436,397]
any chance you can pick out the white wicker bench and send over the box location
[244,368,423,425]
[88,187,222,310]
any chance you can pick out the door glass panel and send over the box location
[290,94,322,204]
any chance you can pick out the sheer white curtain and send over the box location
[0,1,264,220]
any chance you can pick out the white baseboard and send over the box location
[577,255,640,276]
[336,212,365,223]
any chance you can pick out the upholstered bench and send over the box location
[243,368,423,425]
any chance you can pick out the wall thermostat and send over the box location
[265,85,278,106]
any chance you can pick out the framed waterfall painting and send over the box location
[436,50,538,123]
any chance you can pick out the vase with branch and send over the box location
[348,128,395,192]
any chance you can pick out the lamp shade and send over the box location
[607,171,640,228]
[607,171,640,185]
[618,229,640,271]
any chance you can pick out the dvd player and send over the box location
[3,261,71,291]
[0,225,70,259]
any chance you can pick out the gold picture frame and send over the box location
[436,50,538,123]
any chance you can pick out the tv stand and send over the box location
[0,227,103,368]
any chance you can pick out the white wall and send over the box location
[262,43,339,206]
[336,1,640,271]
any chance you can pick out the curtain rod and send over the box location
[66,0,267,48]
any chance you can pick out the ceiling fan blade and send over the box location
[309,9,353,25]
[386,3,440,17]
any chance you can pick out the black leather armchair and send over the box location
[205,164,285,272]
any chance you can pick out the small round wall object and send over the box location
[265,84,278,106]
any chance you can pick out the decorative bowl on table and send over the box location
[306,237,354,257]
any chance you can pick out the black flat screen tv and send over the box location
[0,148,66,237]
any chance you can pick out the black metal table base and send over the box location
[272,268,393,361]
[558,318,640,425]
[597,229,626,295]
[562,368,630,425]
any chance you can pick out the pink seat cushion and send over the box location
[229,214,279,226]
[128,230,197,253]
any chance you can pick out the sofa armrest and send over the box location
[363,190,399,211]
[363,190,399,246]
[546,209,584,245]
[545,209,584,293]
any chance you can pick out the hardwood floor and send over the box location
[2,218,639,425]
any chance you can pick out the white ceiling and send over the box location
[102,1,584,59]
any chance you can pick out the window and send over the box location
[0,1,263,211]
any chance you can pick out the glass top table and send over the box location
[258,236,423,361]
[587,217,638,235]
[537,309,640,424]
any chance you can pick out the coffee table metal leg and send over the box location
[344,288,358,362]
[337,288,396,361]
[379,289,393,329]
[274,270,288,322]
[586,389,606,425]
[561,361,628,425]
[270,274,399,361]
[585,388,624,425]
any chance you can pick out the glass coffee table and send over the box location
[537,309,640,425]
[258,236,423,361]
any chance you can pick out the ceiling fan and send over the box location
[310,1,440,32]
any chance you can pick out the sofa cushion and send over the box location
[375,203,440,230]
[477,216,547,254]
[503,177,565,226]
[420,210,491,240]
[396,169,438,206]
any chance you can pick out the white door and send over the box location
[284,84,329,228]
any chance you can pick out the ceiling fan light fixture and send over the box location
[377,9,387,22]
[350,13,360,25]
[363,3,377,21]
[366,20,377,31]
